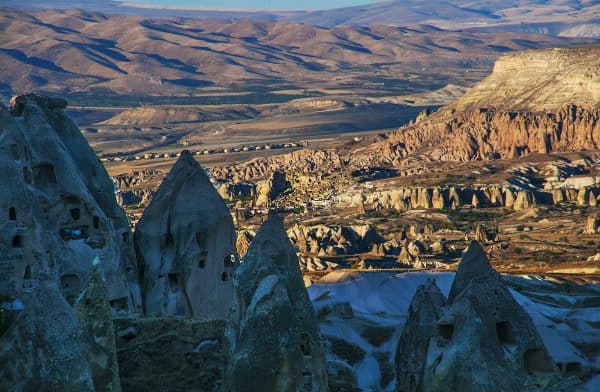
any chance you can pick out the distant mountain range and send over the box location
[0,7,594,98]
[3,0,599,37]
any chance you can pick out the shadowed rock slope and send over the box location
[226,214,327,391]
[395,241,579,391]
[134,150,238,320]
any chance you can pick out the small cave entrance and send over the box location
[60,226,88,241]
[109,297,130,312]
[92,216,100,229]
[11,235,23,248]
[33,163,57,191]
[198,251,207,269]
[9,207,16,221]
[496,321,515,344]
[70,208,81,221]
[60,274,80,304]
[195,231,207,248]
[524,348,555,373]
[565,362,582,376]
[300,333,312,356]
[224,254,235,268]
[408,374,417,392]
[22,265,32,289]
[10,144,20,160]
[438,324,454,340]
[168,273,180,291]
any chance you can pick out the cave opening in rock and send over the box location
[9,207,16,221]
[524,348,554,373]
[168,273,179,291]
[496,321,515,344]
[70,208,80,220]
[92,216,99,229]
[10,144,20,160]
[109,297,129,312]
[438,324,454,340]
[565,362,582,376]
[196,231,206,247]
[199,251,207,269]
[11,235,23,248]
[300,333,311,356]
[33,163,57,190]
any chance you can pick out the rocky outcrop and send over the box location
[363,45,600,164]
[335,183,600,212]
[395,279,447,392]
[135,151,237,320]
[584,213,599,234]
[8,94,141,312]
[226,214,327,391]
[373,105,599,163]
[213,149,347,183]
[395,241,567,391]
[115,317,226,392]
[288,224,384,256]
[1,276,95,391]
[0,95,137,389]
[74,258,121,391]
[255,170,291,207]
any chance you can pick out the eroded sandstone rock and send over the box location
[395,241,567,391]
[226,214,327,391]
[135,151,237,320]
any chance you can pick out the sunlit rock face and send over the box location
[395,241,570,391]
[226,214,328,392]
[135,151,238,320]
[7,93,141,313]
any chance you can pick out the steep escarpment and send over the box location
[363,45,600,164]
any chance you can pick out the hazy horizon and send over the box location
[120,0,381,10]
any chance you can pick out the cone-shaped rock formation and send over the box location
[226,214,327,391]
[7,94,140,312]
[135,150,237,320]
[395,241,565,391]
[74,257,121,391]
[447,241,492,302]
[395,279,447,392]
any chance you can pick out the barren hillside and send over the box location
[0,8,594,98]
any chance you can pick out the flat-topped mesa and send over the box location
[395,242,567,391]
[135,150,238,320]
[226,214,327,392]
[448,241,492,303]
[395,279,447,391]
